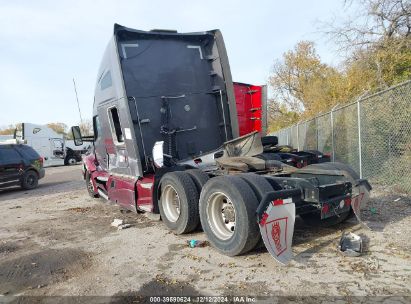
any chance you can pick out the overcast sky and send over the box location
[0,0,348,128]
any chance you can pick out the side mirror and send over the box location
[152,141,164,168]
[71,126,83,146]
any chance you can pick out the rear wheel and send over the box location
[199,176,260,256]
[159,172,199,234]
[65,156,77,165]
[186,169,209,230]
[185,169,209,192]
[238,173,274,248]
[21,170,39,190]
[238,173,273,202]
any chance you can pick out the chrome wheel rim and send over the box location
[162,185,181,222]
[68,158,76,165]
[206,191,236,240]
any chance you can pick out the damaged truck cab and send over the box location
[86,24,237,211]
[73,24,371,265]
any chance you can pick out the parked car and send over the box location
[0,143,45,190]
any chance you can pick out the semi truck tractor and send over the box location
[72,24,371,264]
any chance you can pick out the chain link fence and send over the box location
[271,80,411,193]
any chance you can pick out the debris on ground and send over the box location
[111,219,132,230]
[339,232,363,257]
[187,240,209,248]
[9,206,22,209]
[111,219,124,227]
[118,224,132,230]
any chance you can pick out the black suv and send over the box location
[0,144,45,190]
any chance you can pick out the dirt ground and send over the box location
[0,165,410,301]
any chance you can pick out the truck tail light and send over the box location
[322,203,329,214]
[272,198,292,206]
[272,199,284,206]
[344,198,351,206]
[39,157,44,166]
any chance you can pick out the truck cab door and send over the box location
[49,138,65,166]
[93,111,109,171]
[104,105,135,210]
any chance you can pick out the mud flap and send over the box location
[256,189,301,265]
[351,180,372,227]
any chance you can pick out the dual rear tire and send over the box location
[159,166,357,255]
[159,170,272,256]
[199,175,263,256]
[158,170,209,235]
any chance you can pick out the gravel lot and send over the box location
[0,165,410,301]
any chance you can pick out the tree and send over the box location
[267,99,300,133]
[0,125,16,135]
[269,41,353,119]
[0,124,22,135]
[79,120,93,136]
[326,0,411,50]
[325,0,411,87]
[268,0,411,132]
[47,123,68,135]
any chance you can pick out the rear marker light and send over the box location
[322,204,329,214]
[272,199,284,206]
[345,198,352,206]
[272,198,292,206]
[260,212,269,225]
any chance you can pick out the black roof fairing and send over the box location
[95,24,238,173]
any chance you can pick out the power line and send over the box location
[72,78,83,124]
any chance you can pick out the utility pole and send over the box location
[72,78,83,124]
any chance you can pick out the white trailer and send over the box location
[15,123,89,167]
[15,123,66,167]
